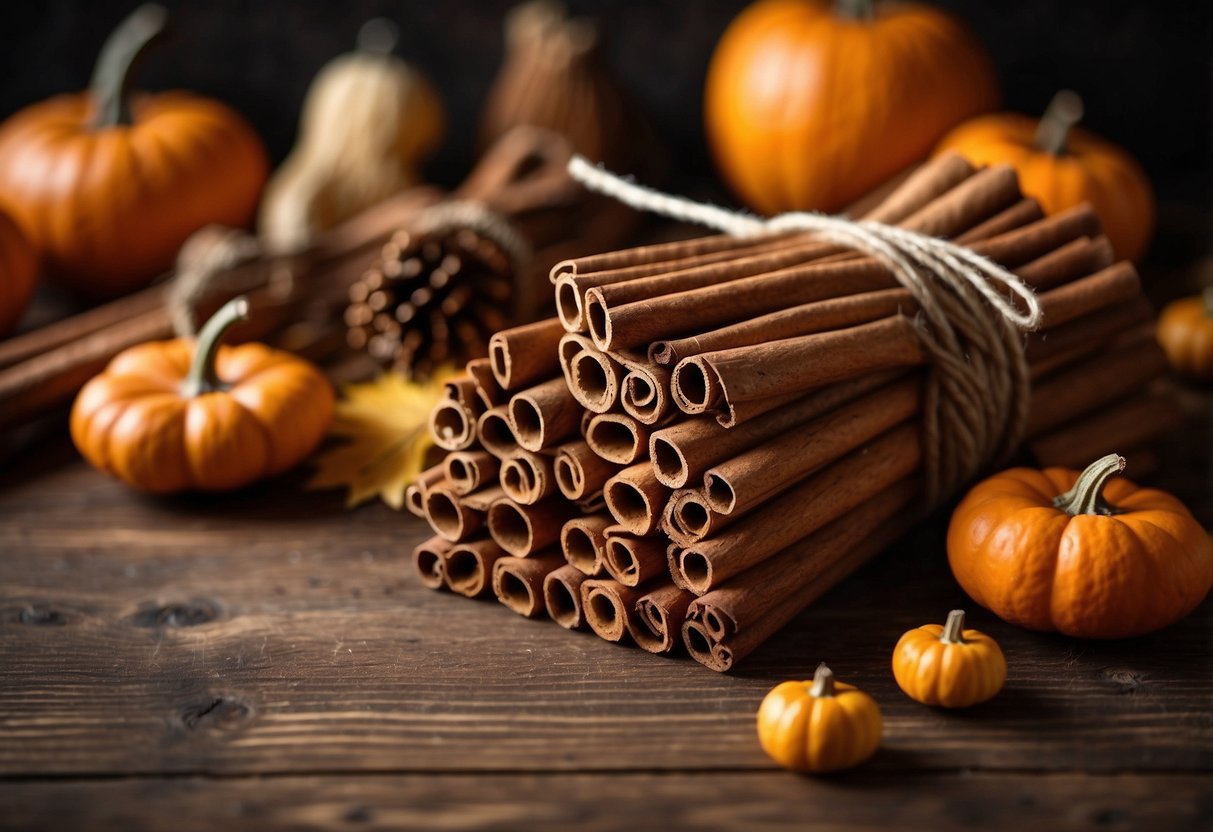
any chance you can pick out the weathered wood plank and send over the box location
[2,772,1210,832]
[1,443,1210,777]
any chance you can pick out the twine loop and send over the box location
[567,156,1042,505]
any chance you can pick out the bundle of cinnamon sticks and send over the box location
[410,152,1177,672]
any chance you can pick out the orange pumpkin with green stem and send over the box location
[948,454,1213,639]
[705,0,998,214]
[756,663,882,773]
[892,610,1006,708]
[0,5,268,298]
[1157,288,1213,382]
[935,91,1155,262]
[71,297,334,493]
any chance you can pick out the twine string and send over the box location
[567,155,1042,504]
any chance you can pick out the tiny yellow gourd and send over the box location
[258,19,444,252]
[892,609,1006,708]
[756,663,882,774]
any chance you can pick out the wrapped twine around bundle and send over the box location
[566,157,1044,506]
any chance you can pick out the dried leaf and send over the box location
[307,371,451,509]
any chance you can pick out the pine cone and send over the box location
[345,227,514,377]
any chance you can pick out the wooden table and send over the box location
[1,386,1210,831]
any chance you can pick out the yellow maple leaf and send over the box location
[307,370,453,509]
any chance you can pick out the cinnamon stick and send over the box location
[444,538,509,598]
[487,496,580,556]
[602,529,669,587]
[585,412,652,465]
[612,350,674,426]
[1028,393,1183,469]
[477,405,520,458]
[560,513,614,576]
[405,463,447,518]
[412,535,453,590]
[544,564,591,629]
[444,451,501,496]
[500,450,558,504]
[630,582,694,655]
[424,485,505,542]
[489,317,566,390]
[466,356,505,409]
[603,463,671,535]
[560,334,623,413]
[582,579,644,643]
[509,377,581,451]
[554,439,621,500]
[493,550,565,618]
[430,396,483,452]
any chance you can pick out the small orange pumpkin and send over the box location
[756,663,882,773]
[1157,288,1213,382]
[0,5,268,298]
[935,91,1155,263]
[71,297,334,493]
[0,207,37,336]
[705,0,998,214]
[892,610,1006,708]
[948,454,1213,639]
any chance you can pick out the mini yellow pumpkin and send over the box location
[892,609,1006,708]
[756,663,881,773]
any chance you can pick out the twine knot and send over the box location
[567,156,1042,505]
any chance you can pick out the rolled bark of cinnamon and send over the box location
[509,377,581,452]
[630,582,695,654]
[604,463,672,535]
[701,376,921,516]
[424,485,505,542]
[554,440,621,500]
[953,198,1043,244]
[488,496,580,556]
[1024,297,1153,367]
[492,550,565,618]
[430,397,483,452]
[675,424,921,594]
[489,317,567,391]
[559,513,614,576]
[582,579,644,643]
[648,372,898,488]
[1028,393,1184,469]
[611,350,674,425]
[560,334,622,413]
[683,480,918,672]
[500,450,557,504]
[412,535,453,590]
[444,538,508,598]
[544,564,591,629]
[585,412,652,465]
[603,529,669,587]
[477,405,520,458]
[445,451,501,496]
[405,464,447,518]
[466,356,505,409]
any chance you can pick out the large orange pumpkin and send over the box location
[705,0,998,214]
[0,207,37,336]
[948,454,1213,639]
[935,91,1155,263]
[0,5,268,298]
[71,297,334,493]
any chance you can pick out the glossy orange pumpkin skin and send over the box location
[948,466,1213,639]
[705,0,999,214]
[0,207,37,335]
[71,337,333,493]
[1156,293,1213,382]
[892,613,1006,708]
[935,114,1154,262]
[0,91,267,299]
[756,671,882,773]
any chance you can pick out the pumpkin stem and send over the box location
[834,0,876,22]
[808,663,837,698]
[941,609,967,644]
[1033,90,1084,156]
[356,18,399,55]
[1052,453,1126,517]
[182,296,250,398]
[90,4,167,129]
[1203,286,1213,317]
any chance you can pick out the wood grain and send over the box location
[2,772,1210,832]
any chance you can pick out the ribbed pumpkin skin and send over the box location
[935,115,1155,262]
[705,0,998,214]
[0,92,267,299]
[756,679,882,773]
[0,207,37,335]
[71,339,333,493]
[892,622,1006,708]
[947,467,1213,639]
[1157,295,1213,381]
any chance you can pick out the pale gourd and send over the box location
[258,19,444,252]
